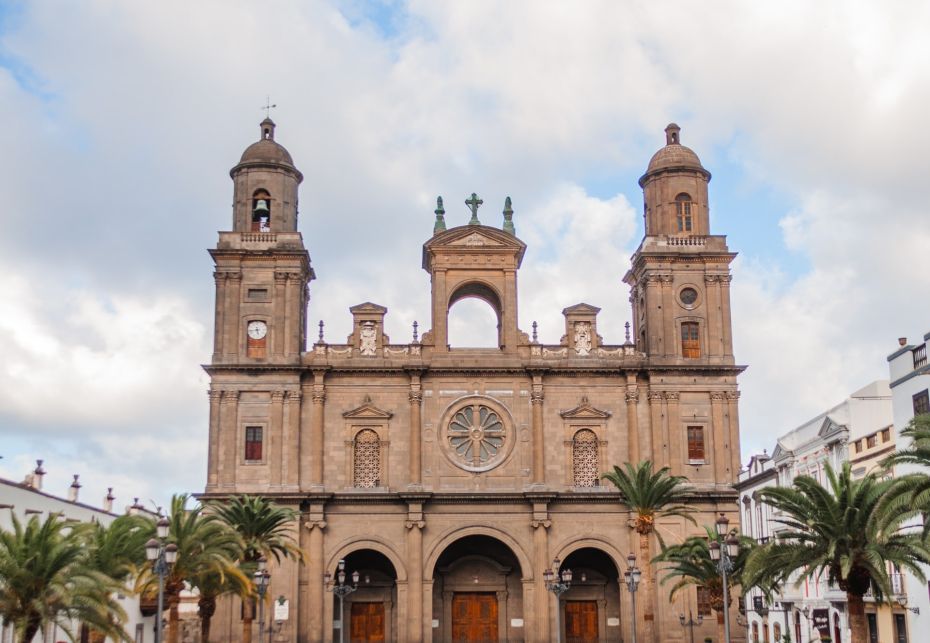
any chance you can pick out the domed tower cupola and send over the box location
[229,118,303,233]
[639,123,712,236]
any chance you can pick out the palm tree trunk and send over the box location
[20,617,41,643]
[717,611,725,643]
[847,592,867,643]
[199,595,217,643]
[168,599,180,643]
[639,530,655,643]
[242,597,254,643]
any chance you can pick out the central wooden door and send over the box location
[564,600,598,643]
[451,592,499,642]
[349,601,385,643]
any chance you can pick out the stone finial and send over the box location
[665,123,681,145]
[466,193,483,225]
[260,117,276,141]
[412,320,419,343]
[318,320,325,344]
[33,460,46,490]
[103,488,115,513]
[532,321,538,344]
[624,321,631,344]
[68,475,81,503]
[502,196,515,235]
[433,197,446,234]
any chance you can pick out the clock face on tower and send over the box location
[247,320,267,340]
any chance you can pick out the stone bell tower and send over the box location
[625,124,736,365]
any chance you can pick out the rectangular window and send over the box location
[867,614,878,643]
[855,440,863,453]
[681,322,700,358]
[867,434,877,448]
[895,613,908,643]
[247,288,269,301]
[687,426,705,461]
[914,390,930,416]
[914,344,927,369]
[882,428,891,443]
[244,426,263,461]
[696,586,712,617]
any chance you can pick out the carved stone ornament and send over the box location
[710,391,726,401]
[359,322,377,356]
[624,389,640,403]
[574,321,592,356]
[405,520,426,530]
[441,397,514,473]
[531,519,552,530]
[543,347,568,358]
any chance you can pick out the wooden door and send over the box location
[565,600,598,643]
[350,602,385,643]
[451,592,499,642]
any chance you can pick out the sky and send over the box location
[0,0,928,511]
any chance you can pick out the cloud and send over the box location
[1,0,929,505]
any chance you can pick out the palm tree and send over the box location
[745,462,930,643]
[190,565,251,643]
[880,414,930,533]
[147,494,244,643]
[210,495,304,643]
[0,513,130,642]
[602,461,695,642]
[654,527,758,643]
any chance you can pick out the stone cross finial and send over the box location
[318,320,325,343]
[532,321,538,343]
[465,193,483,225]
[624,321,631,344]
[412,320,419,342]
[433,196,446,234]
[502,196,515,235]
[262,96,277,119]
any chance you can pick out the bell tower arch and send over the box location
[421,198,527,352]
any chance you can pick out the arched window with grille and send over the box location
[675,193,693,232]
[572,429,599,487]
[353,429,381,488]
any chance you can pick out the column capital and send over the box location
[273,271,289,283]
[647,390,664,402]
[531,519,552,530]
[726,390,741,400]
[409,390,423,404]
[405,520,426,530]
[624,388,640,404]
[271,390,286,402]
[208,389,223,400]
[304,519,327,532]
[531,391,544,405]
[664,391,680,401]
[285,390,302,402]
[221,390,240,404]
[312,389,326,404]
[710,391,726,402]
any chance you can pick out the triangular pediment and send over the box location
[423,225,528,270]
[349,302,388,314]
[343,397,393,419]
[562,303,602,315]
[560,397,612,419]
[818,416,846,438]
[770,443,788,460]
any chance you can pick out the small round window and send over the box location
[679,287,698,306]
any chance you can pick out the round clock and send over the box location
[247,320,267,340]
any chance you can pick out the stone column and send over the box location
[409,376,423,486]
[309,372,326,488]
[644,276,662,355]
[531,375,545,484]
[432,268,448,351]
[220,390,239,488]
[726,391,742,481]
[660,275,675,358]
[305,519,326,643]
[224,272,242,360]
[625,377,640,464]
[719,275,734,358]
[284,391,301,489]
[206,389,222,490]
[665,392,682,475]
[705,275,722,358]
[405,516,425,642]
[502,268,517,348]
[710,392,727,482]
[647,390,663,466]
[273,271,288,358]
[532,519,551,642]
[270,391,285,487]
[212,271,227,360]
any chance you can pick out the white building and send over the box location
[0,462,155,643]
[887,332,930,635]
[737,380,911,643]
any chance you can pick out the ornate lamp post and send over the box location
[709,513,740,643]
[325,559,360,643]
[144,516,177,643]
[679,611,704,643]
[624,552,642,643]
[544,557,573,643]
[253,556,271,643]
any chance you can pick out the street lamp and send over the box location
[624,552,642,643]
[709,513,740,643]
[145,516,177,643]
[325,559,361,643]
[679,611,704,643]
[544,557,573,643]
[253,556,271,643]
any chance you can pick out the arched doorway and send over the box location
[331,549,398,643]
[431,535,524,642]
[556,548,622,643]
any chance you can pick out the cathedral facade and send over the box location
[201,119,744,643]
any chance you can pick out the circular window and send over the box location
[442,397,513,472]
[679,287,699,307]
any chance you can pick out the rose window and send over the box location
[447,403,507,469]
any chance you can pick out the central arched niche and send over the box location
[333,549,399,643]
[446,281,503,349]
[432,535,525,642]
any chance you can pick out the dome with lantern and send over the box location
[237,118,296,167]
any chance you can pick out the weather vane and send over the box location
[262,96,277,119]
